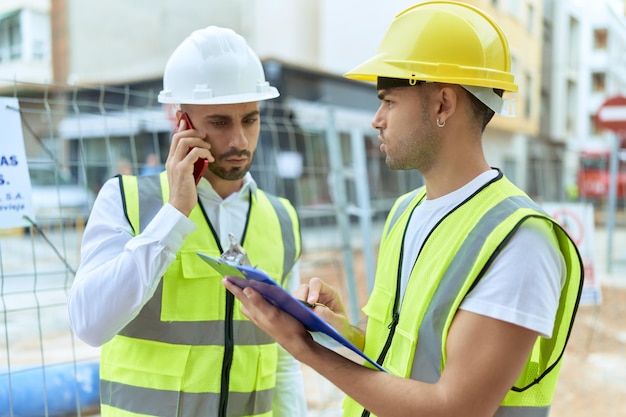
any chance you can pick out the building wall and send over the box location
[62,0,245,85]
[478,0,544,138]
[6,0,563,196]
[0,0,51,89]
[0,0,48,13]
[546,0,626,188]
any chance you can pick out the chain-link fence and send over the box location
[0,80,422,416]
[1,81,625,416]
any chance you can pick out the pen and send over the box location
[298,300,327,309]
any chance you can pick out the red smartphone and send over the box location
[176,112,208,185]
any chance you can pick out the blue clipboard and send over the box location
[197,251,386,372]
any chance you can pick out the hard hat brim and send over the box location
[345,56,518,93]
[158,88,280,105]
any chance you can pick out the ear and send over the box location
[434,85,458,126]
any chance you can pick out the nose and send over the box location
[229,123,249,148]
[371,106,385,131]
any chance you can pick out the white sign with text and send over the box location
[0,97,35,229]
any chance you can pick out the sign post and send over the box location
[595,95,626,274]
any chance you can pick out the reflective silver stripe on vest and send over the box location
[137,175,164,233]
[412,195,539,382]
[494,406,551,417]
[409,195,548,416]
[117,175,293,345]
[386,189,421,239]
[118,279,274,345]
[101,380,273,417]
[263,193,298,284]
[133,175,298,276]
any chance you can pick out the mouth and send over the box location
[225,157,248,166]
[221,150,252,166]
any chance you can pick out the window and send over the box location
[568,16,580,69]
[503,158,517,184]
[524,74,532,118]
[0,11,22,63]
[527,4,534,33]
[593,28,608,50]
[592,72,606,93]
[566,80,577,135]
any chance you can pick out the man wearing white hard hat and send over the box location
[224,2,583,417]
[68,26,307,417]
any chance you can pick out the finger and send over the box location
[223,278,268,313]
[306,277,324,304]
[313,304,336,323]
[223,277,247,301]
[186,146,214,163]
[293,283,310,301]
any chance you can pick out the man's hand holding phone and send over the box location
[178,113,209,185]
[166,112,213,216]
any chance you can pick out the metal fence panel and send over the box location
[1,81,417,416]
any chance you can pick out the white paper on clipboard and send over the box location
[197,251,386,372]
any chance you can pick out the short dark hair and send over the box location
[376,77,425,90]
[466,88,504,132]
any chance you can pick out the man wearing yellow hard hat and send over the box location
[225,2,583,416]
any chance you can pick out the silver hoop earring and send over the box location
[436,118,445,128]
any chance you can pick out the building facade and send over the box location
[542,0,626,201]
[5,0,624,202]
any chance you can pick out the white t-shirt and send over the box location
[400,170,565,338]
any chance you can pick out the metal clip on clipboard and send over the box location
[220,233,251,266]
[198,234,387,373]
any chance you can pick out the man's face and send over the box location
[371,86,440,174]
[183,102,261,181]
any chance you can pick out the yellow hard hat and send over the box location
[344,1,518,92]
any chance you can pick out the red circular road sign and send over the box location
[596,95,626,133]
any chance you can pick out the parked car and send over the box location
[28,163,96,228]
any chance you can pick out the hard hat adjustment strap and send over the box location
[462,84,504,115]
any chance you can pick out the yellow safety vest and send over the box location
[100,172,301,417]
[343,173,583,417]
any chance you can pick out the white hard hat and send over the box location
[157,26,279,105]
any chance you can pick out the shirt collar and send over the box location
[197,172,257,201]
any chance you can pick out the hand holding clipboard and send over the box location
[197,251,386,372]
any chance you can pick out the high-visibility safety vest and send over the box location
[343,173,583,417]
[99,172,301,417]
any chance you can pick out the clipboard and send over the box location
[197,251,386,372]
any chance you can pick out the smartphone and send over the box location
[175,112,208,185]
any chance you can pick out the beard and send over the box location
[208,149,254,181]
[385,100,440,173]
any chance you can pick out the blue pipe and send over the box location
[0,361,99,417]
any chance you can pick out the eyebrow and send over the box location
[205,110,260,121]
[377,89,391,101]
